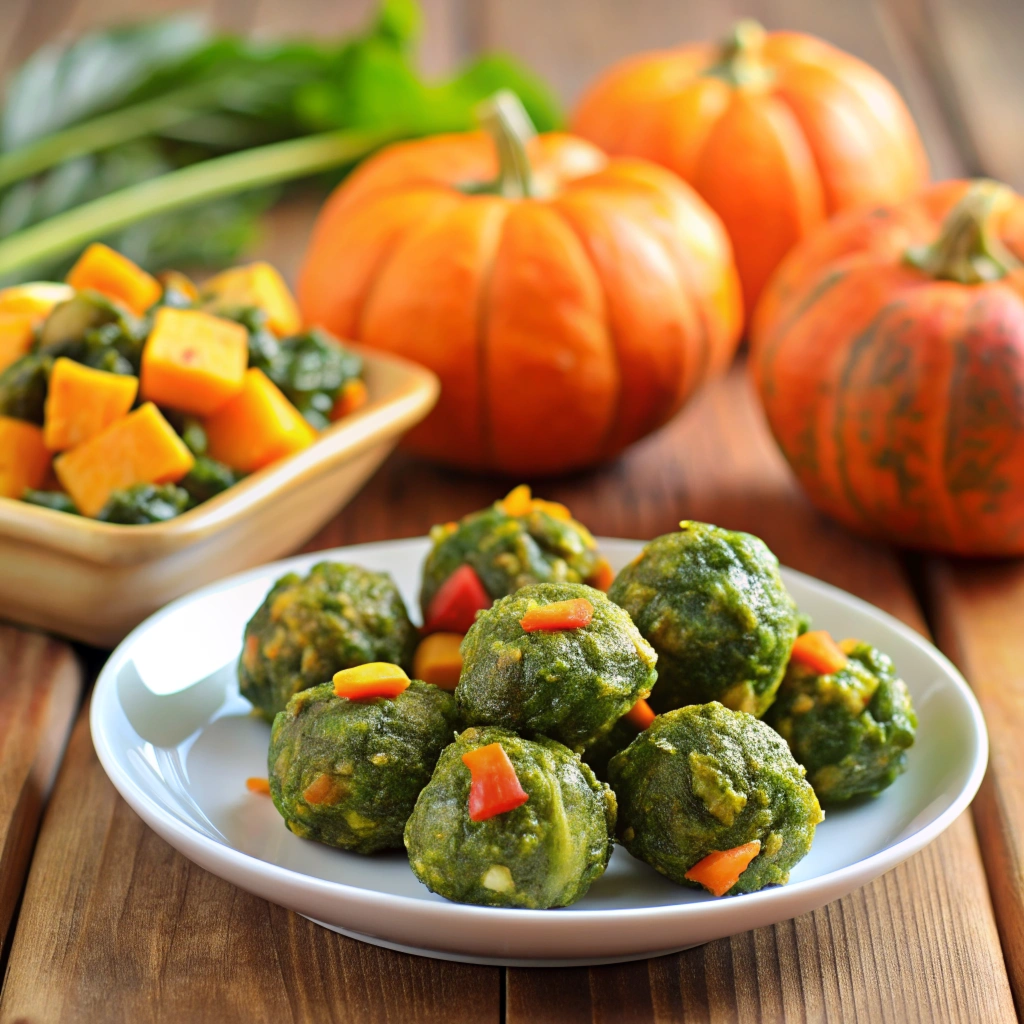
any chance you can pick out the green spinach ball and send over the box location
[457,582,658,752]
[404,726,616,908]
[766,640,916,804]
[609,703,823,894]
[609,522,799,717]
[240,562,417,720]
[420,489,601,616]
[268,680,459,854]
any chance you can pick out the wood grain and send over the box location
[0,628,82,957]
[927,560,1024,1010]
[0,705,500,1024]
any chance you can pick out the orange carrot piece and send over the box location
[790,630,848,675]
[624,698,656,730]
[684,840,762,897]
[412,632,463,690]
[587,557,615,592]
[246,777,271,795]
[302,773,345,806]
[0,417,50,498]
[462,742,529,821]
[520,598,594,632]
[499,484,532,517]
[66,243,161,314]
[330,378,369,421]
[333,662,410,700]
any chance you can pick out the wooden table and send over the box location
[1,0,1023,1021]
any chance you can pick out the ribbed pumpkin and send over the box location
[572,21,929,316]
[298,93,742,476]
[751,179,1024,556]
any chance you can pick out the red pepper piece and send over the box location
[520,598,594,632]
[424,564,492,634]
[789,630,848,675]
[461,742,529,821]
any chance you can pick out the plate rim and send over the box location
[90,535,989,934]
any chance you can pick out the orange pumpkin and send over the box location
[750,179,1024,556]
[572,21,929,316]
[298,92,742,475]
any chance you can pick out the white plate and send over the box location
[91,537,987,966]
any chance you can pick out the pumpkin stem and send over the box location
[475,90,537,200]
[905,180,1023,284]
[704,20,772,88]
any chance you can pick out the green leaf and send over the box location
[375,0,423,48]
[1,16,209,150]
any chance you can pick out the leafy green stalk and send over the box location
[0,127,394,279]
[0,82,212,190]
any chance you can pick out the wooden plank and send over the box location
[0,703,500,1024]
[927,560,1024,1009]
[0,628,82,958]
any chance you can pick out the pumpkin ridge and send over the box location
[473,200,513,468]
[352,198,463,342]
[544,201,622,459]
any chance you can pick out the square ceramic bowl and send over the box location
[0,345,438,647]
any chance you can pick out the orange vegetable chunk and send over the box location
[587,557,615,592]
[66,243,161,314]
[333,662,410,700]
[0,417,50,498]
[53,402,194,517]
[0,282,74,372]
[462,742,529,821]
[789,630,848,675]
[44,358,139,452]
[204,368,316,473]
[140,307,248,416]
[202,262,301,336]
[330,378,368,421]
[413,632,463,690]
[684,840,762,897]
[0,312,39,373]
[246,776,271,795]
[520,597,594,632]
[500,484,532,517]
[624,698,656,730]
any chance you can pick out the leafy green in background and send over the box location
[0,0,561,284]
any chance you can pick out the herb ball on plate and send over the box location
[608,521,799,717]
[404,726,616,908]
[609,702,822,896]
[268,667,459,854]
[456,582,658,752]
[239,561,417,719]
[766,632,917,805]
[420,485,609,634]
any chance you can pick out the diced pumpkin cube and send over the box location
[66,243,161,315]
[204,368,316,473]
[0,283,75,373]
[330,378,368,421]
[201,262,301,336]
[0,282,74,318]
[413,632,464,690]
[0,417,50,498]
[44,358,139,452]
[54,402,194,517]
[140,307,248,416]
[0,313,39,374]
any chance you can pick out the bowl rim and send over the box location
[0,344,439,565]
